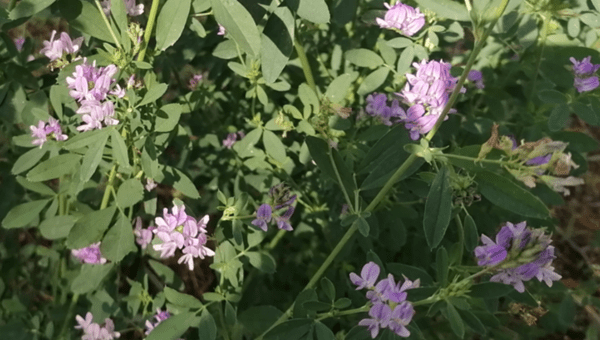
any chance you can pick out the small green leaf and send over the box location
[156,104,182,132]
[446,302,465,338]
[345,49,384,68]
[62,0,113,42]
[261,7,295,83]
[320,278,336,301]
[63,129,109,150]
[211,0,261,57]
[538,90,567,104]
[324,73,353,104]
[245,252,276,273]
[286,0,330,24]
[27,154,82,182]
[67,206,117,249]
[39,215,77,240]
[100,214,137,262]
[436,247,449,286]
[415,0,469,21]
[314,321,336,340]
[15,177,55,196]
[353,217,370,237]
[459,309,486,335]
[164,287,203,309]
[146,312,200,340]
[197,309,217,340]
[71,264,114,294]
[303,301,331,312]
[239,306,283,335]
[423,166,452,249]
[9,0,56,20]
[334,298,352,309]
[463,215,479,252]
[263,130,287,163]
[357,67,389,95]
[137,83,168,107]
[155,0,192,51]
[80,131,108,182]
[1,199,50,229]
[12,147,47,175]
[116,179,144,208]
[548,104,570,132]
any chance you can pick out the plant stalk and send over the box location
[94,0,122,50]
[294,38,317,93]
[137,0,161,62]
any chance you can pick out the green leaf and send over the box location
[155,0,192,51]
[314,322,336,340]
[67,206,117,249]
[386,37,412,49]
[100,214,137,262]
[137,83,168,107]
[477,170,550,219]
[446,302,465,338]
[1,199,50,229]
[164,287,203,309]
[263,130,287,163]
[570,101,598,125]
[469,282,514,298]
[558,295,576,327]
[239,306,283,335]
[12,147,47,175]
[211,0,261,57]
[463,215,478,252]
[64,129,109,150]
[61,0,113,42]
[80,131,109,182]
[162,166,200,199]
[436,247,449,286]
[397,45,415,74]
[233,128,262,158]
[320,277,336,301]
[387,263,434,286]
[261,7,295,83]
[245,251,276,273]
[110,129,130,169]
[286,0,330,24]
[27,154,82,182]
[345,49,384,68]
[298,83,320,118]
[357,67,389,95]
[15,177,55,196]
[197,309,217,340]
[71,264,114,294]
[459,309,486,335]
[39,215,76,240]
[149,259,184,289]
[146,312,200,340]
[538,90,567,104]
[548,104,570,131]
[423,166,452,249]
[263,318,313,340]
[9,0,56,20]
[415,0,469,21]
[110,0,128,40]
[116,179,144,208]
[305,136,337,180]
[324,73,353,104]
[334,298,351,309]
[353,217,370,237]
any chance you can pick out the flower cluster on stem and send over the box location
[350,262,420,338]
[570,56,600,93]
[251,183,297,232]
[475,221,561,293]
[40,30,83,68]
[75,312,120,340]
[72,242,107,265]
[152,205,215,270]
[376,2,425,37]
[101,0,144,17]
[30,117,68,147]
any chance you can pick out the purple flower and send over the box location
[145,178,157,191]
[30,121,48,147]
[526,154,552,166]
[217,24,226,36]
[40,31,83,62]
[365,93,388,117]
[75,312,120,340]
[358,303,392,339]
[223,132,238,149]
[133,217,154,249]
[46,117,68,141]
[76,100,118,132]
[388,302,414,337]
[145,309,171,335]
[275,206,294,231]
[14,37,25,52]
[376,2,425,37]
[350,261,381,290]
[475,221,561,292]
[102,0,144,16]
[467,70,485,89]
[570,56,600,93]
[72,242,107,264]
[189,74,204,89]
[251,204,272,231]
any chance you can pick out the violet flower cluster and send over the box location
[467,70,485,89]
[75,312,120,340]
[101,0,144,16]
[479,127,584,195]
[350,262,419,338]
[133,217,154,249]
[72,242,108,265]
[223,131,245,149]
[40,30,83,64]
[188,74,204,89]
[475,221,561,293]
[66,58,124,132]
[30,117,68,147]
[152,205,215,270]
[144,309,173,335]
[251,183,296,232]
[376,2,425,37]
[570,56,600,93]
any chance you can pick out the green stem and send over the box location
[529,15,549,102]
[94,0,122,50]
[316,305,370,321]
[328,147,355,212]
[58,293,80,339]
[267,229,287,250]
[294,38,317,93]
[137,0,161,62]
[455,215,464,266]
[364,154,419,213]
[441,153,528,169]
[424,0,510,141]
[101,165,118,210]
